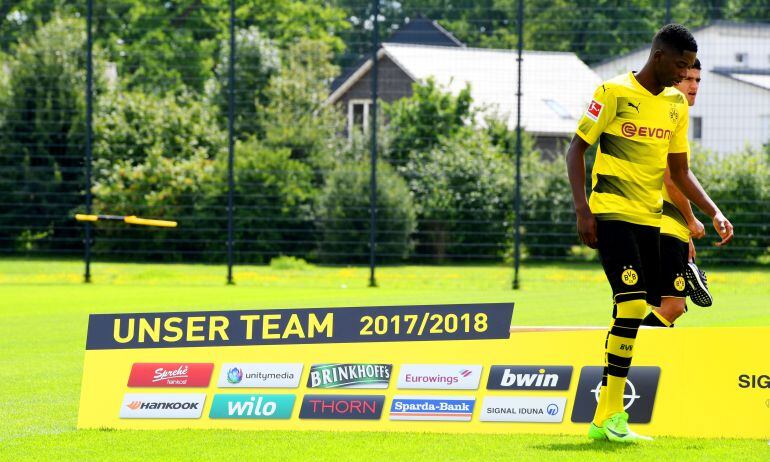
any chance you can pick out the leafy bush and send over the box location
[317,160,416,263]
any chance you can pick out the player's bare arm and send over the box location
[566,135,597,249]
[668,153,734,246]
[663,167,705,238]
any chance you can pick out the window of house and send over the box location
[543,98,573,119]
[348,99,370,137]
[691,116,702,140]
[735,52,747,64]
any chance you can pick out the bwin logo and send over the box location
[501,368,558,388]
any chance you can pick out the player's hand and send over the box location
[711,212,734,246]
[688,218,705,239]
[576,208,598,249]
[688,238,696,262]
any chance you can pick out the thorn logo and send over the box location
[126,401,141,410]
[460,370,472,377]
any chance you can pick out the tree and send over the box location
[0,16,89,250]
[385,78,473,165]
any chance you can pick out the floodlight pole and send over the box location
[84,0,94,283]
[368,0,380,288]
[513,0,524,290]
[226,0,236,285]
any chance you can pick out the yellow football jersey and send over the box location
[576,72,690,227]
[660,149,692,243]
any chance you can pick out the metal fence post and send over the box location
[513,0,524,290]
[84,0,94,283]
[226,0,236,285]
[368,0,380,288]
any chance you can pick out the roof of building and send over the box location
[712,67,770,91]
[329,42,602,136]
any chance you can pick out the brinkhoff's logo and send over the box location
[620,122,673,140]
[486,366,572,391]
[738,374,770,389]
[307,363,391,389]
[299,395,385,420]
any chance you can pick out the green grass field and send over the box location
[1,259,769,461]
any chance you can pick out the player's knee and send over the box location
[616,298,647,319]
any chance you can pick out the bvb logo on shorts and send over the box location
[674,276,686,292]
[621,268,638,286]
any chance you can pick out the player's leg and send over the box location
[642,235,688,326]
[591,220,652,442]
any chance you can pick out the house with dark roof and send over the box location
[327,17,602,154]
[593,21,770,154]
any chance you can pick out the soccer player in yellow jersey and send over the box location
[566,24,734,443]
[642,59,710,327]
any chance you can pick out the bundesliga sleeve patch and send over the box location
[585,100,603,122]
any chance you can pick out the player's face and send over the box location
[654,48,697,87]
[675,68,701,106]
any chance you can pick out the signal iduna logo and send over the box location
[127,363,213,387]
[397,365,482,390]
[480,397,567,423]
[299,395,385,420]
[389,396,475,421]
[119,393,206,418]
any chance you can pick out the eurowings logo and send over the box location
[397,365,482,390]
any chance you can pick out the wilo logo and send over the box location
[217,363,303,388]
[486,366,572,391]
[119,393,206,419]
[209,394,295,419]
[397,365,482,390]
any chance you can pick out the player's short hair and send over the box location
[653,24,698,54]
[691,58,701,70]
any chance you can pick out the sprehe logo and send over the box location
[127,363,213,387]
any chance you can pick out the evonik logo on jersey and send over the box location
[120,393,206,418]
[390,396,475,421]
[127,363,213,387]
[486,366,572,391]
[397,365,482,390]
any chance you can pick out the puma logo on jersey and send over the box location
[627,101,641,113]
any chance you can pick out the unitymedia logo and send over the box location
[307,364,392,389]
[218,363,303,388]
[486,366,572,391]
[209,394,295,419]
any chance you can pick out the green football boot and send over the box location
[588,422,607,440]
[602,412,653,443]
